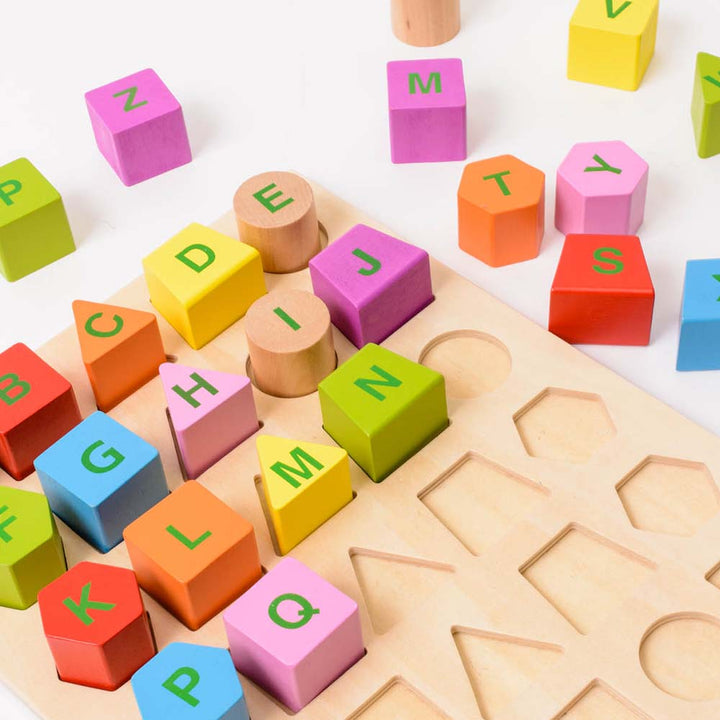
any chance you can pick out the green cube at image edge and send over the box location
[692,52,720,159]
[0,158,75,281]
[0,486,67,610]
[318,343,448,482]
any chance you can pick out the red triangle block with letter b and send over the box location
[160,362,259,479]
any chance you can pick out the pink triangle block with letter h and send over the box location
[160,362,259,479]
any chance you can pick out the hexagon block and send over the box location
[38,561,155,689]
[458,155,545,267]
[555,141,649,236]
[0,486,66,609]
[568,0,659,91]
[132,642,249,720]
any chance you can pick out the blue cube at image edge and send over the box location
[677,259,720,371]
[34,411,169,553]
[132,642,249,720]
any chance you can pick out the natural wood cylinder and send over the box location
[234,171,320,273]
[245,289,336,398]
[391,0,461,47]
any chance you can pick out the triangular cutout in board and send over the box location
[347,676,451,720]
[552,679,653,720]
[349,548,453,634]
[452,626,563,719]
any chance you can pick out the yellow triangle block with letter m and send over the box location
[257,435,353,554]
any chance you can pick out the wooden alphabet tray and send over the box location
[3,179,720,720]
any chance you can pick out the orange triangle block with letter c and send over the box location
[72,300,166,412]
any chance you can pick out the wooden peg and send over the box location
[391,0,461,47]
[233,172,320,273]
[245,290,336,398]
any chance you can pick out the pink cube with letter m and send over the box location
[85,68,192,186]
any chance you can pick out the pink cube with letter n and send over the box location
[85,68,192,186]
[387,58,466,163]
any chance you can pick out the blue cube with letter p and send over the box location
[34,411,168,552]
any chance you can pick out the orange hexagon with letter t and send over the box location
[458,155,545,267]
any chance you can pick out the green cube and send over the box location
[692,52,720,159]
[0,158,75,281]
[318,343,448,482]
[0,486,67,609]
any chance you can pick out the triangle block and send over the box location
[349,677,450,720]
[350,549,453,634]
[693,52,720,158]
[452,628,562,719]
[72,300,166,411]
[160,363,258,479]
[257,435,352,554]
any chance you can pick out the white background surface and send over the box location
[1,0,719,717]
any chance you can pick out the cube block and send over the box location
[143,223,266,349]
[568,0,659,91]
[257,436,353,554]
[0,486,66,610]
[73,300,166,411]
[319,343,448,482]
[161,362,259,479]
[677,259,720,371]
[0,158,75,281]
[38,562,155,690]
[132,642,249,720]
[387,58,466,163]
[692,52,720,159]
[0,343,81,480]
[308,223,434,347]
[549,234,654,345]
[555,141,649,236]
[458,155,545,267]
[123,481,262,629]
[85,68,192,185]
[223,557,363,712]
[34,411,169,553]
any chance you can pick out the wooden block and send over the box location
[38,561,155,690]
[0,343,81,480]
[257,435,353,554]
[692,52,720,159]
[549,234,655,345]
[567,0,659,91]
[387,58,466,164]
[0,158,75,282]
[223,557,363,712]
[161,362,259,479]
[391,0,460,47]
[0,486,66,610]
[132,642,249,720]
[34,411,169,553]
[309,223,433,347]
[458,155,545,267]
[677,259,720,370]
[233,171,320,273]
[123,481,262,630]
[555,141,649,236]
[84,68,192,186]
[73,300,166,412]
[143,223,266,350]
[318,343,448,482]
[245,289,336,397]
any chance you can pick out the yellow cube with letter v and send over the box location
[318,343,448,482]
[143,223,266,349]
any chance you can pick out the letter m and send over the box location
[409,72,442,95]
[270,447,324,489]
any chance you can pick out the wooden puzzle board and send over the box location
[3,179,720,720]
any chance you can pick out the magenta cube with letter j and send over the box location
[85,68,192,186]
[387,58,466,163]
[223,557,364,712]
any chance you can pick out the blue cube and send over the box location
[132,642,250,720]
[34,411,168,552]
[677,259,720,371]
